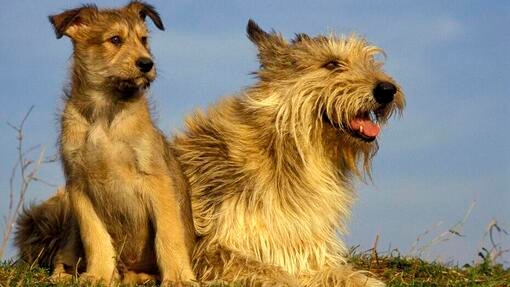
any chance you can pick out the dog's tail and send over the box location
[14,187,72,268]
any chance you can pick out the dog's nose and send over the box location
[136,57,154,73]
[373,81,397,104]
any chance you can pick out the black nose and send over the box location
[136,57,154,73]
[373,81,397,104]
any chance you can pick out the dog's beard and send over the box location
[109,76,152,97]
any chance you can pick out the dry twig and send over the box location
[1,106,47,259]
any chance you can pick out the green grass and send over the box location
[1,253,508,287]
[349,250,509,287]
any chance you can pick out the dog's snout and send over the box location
[373,81,396,104]
[136,57,154,73]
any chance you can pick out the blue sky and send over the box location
[0,1,508,265]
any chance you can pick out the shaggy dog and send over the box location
[171,20,404,286]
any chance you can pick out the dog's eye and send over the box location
[141,36,148,46]
[109,36,122,45]
[323,60,343,71]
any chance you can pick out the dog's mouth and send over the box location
[324,110,382,142]
[348,111,380,142]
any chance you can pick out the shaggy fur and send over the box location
[14,2,195,285]
[171,20,405,286]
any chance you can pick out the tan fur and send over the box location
[15,2,195,285]
[172,20,405,286]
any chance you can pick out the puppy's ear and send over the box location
[126,1,164,31]
[48,4,97,39]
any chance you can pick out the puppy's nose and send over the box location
[373,81,397,104]
[136,57,154,73]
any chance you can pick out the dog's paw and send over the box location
[347,274,385,287]
[49,271,74,283]
[160,279,200,287]
[79,271,120,286]
[122,271,158,285]
[364,277,386,287]
[49,263,75,283]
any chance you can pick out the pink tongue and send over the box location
[350,118,381,137]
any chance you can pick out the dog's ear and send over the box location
[247,19,289,70]
[292,33,311,43]
[126,1,165,31]
[247,19,286,47]
[247,19,271,44]
[49,5,97,39]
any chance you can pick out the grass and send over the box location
[0,252,508,287]
[350,249,510,286]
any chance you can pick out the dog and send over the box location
[14,2,195,285]
[171,20,405,286]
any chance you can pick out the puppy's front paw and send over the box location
[49,272,74,283]
[122,271,158,285]
[79,270,120,286]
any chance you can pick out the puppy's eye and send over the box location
[109,36,122,45]
[323,60,343,71]
[141,36,148,46]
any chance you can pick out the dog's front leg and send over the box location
[50,221,81,282]
[146,176,195,285]
[68,182,119,284]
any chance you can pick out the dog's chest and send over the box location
[85,123,138,170]
[82,122,152,225]
[213,179,350,273]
